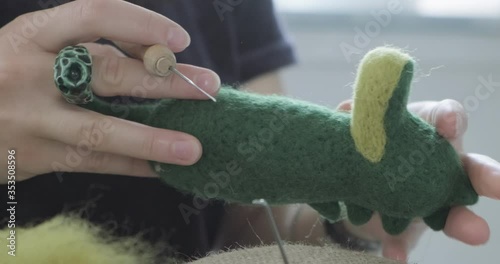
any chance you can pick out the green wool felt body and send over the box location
[81,47,478,235]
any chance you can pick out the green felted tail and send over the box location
[79,47,478,235]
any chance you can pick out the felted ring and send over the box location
[54,45,93,104]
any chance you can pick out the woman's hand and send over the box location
[336,99,500,262]
[0,0,220,183]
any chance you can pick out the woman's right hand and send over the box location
[0,0,221,183]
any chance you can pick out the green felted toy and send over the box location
[81,47,478,235]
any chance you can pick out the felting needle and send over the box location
[143,44,217,102]
[252,199,290,264]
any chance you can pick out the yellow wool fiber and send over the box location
[0,215,173,264]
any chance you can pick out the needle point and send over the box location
[170,67,217,102]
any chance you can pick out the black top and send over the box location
[0,0,296,260]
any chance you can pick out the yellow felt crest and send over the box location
[350,47,412,162]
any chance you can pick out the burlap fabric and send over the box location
[190,244,398,264]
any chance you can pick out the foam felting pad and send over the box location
[81,47,478,235]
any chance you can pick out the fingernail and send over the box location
[167,27,190,50]
[194,72,221,93]
[172,141,200,161]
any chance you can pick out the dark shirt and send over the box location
[0,0,295,260]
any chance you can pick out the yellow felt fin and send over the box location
[350,47,412,163]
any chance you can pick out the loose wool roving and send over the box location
[82,47,478,235]
[0,215,177,264]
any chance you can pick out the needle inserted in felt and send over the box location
[170,67,217,102]
[141,44,217,102]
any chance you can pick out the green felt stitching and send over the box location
[81,47,478,235]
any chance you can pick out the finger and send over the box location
[91,55,220,98]
[463,153,500,199]
[36,49,219,99]
[21,138,156,177]
[380,219,426,262]
[444,206,490,245]
[3,52,63,101]
[382,241,408,263]
[20,0,190,52]
[336,99,352,112]
[81,42,127,58]
[35,108,202,166]
[113,41,148,59]
[408,99,467,141]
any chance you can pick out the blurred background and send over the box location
[273,0,500,263]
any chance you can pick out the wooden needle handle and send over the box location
[143,44,177,77]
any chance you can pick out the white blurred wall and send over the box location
[275,6,500,264]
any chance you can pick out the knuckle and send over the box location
[9,15,24,30]
[84,152,108,172]
[144,11,158,37]
[0,64,10,86]
[1,14,37,53]
[140,132,158,159]
[127,157,145,176]
[99,56,125,91]
[442,99,468,131]
[0,62,20,126]
[0,58,20,85]
[443,99,465,112]
[15,145,36,165]
[77,118,103,150]
[441,108,459,124]
[9,13,30,29]
[76,0,104,26]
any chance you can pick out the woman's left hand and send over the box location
[336,99,500,262]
